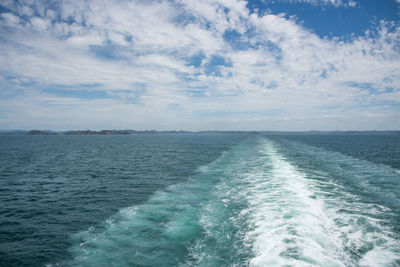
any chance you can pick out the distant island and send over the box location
[0,130,399,135]
[0,130,255,135]
[27,130,193,135]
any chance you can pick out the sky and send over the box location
[0,0,399,131]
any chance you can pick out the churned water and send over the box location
[0,133,399,266]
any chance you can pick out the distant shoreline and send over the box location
[0,130,399,135]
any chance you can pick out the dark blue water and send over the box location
[269,132,400,169]
[0,134,247,266]
[0,133,399,266]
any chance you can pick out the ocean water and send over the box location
[0,133,399,266]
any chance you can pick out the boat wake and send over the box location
[64,136,400,266]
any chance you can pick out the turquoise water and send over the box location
[0,133,399,266]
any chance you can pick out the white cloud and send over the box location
[0,0,399,130]
[1,12,20,26]
[296,0,357,7]
[261,0,357,7]
[30,17,50,31]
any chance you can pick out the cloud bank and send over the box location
[0,0,399,130]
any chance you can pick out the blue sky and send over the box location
[0,0,399,131]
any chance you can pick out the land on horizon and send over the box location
[0,129,399,135]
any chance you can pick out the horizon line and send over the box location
[1,129,400,133]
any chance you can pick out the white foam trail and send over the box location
[189,137,400,266]
[241,138,400,267]
[243,139,348,266]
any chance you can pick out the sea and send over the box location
[0,132,399,266]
